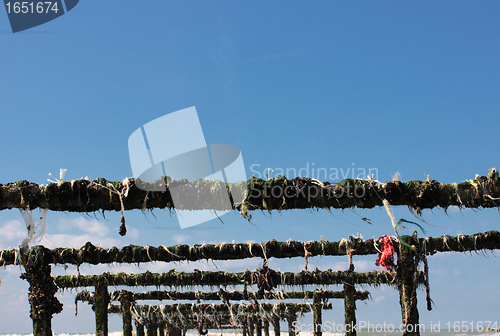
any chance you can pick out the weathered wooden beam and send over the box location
[1,168,497,213]
[77,289,370,303]
[111,302,332,316]
[3,230,500,268]
[54,269,404,288]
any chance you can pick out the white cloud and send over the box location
[172,234,189,244]
[0,220,26,250]
[39,233,118,250]
[0,215,120,251]
[374,295,387,304]
[30,217,119,249]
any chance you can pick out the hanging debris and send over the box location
[375,236,396,272]
[75,288,371,304]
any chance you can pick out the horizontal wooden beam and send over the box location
[54,269,407,288]
[2,230,499,267]
[75,289,371,303]
[0,168,497,213]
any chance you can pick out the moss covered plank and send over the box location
[116,302,332,315]
[54,268,406,288]
[0,168,498,213]
[1,237,378,267]
[3,230,500,268]
[76,289,370,303]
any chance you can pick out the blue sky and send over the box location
[0,1,499,334]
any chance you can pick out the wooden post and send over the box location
[167,324,182,336]
[120,291,133,336]
[256,317,262,336]
[95,282,109,336]
[242,320,248,336]
[248,315,255,336]
[397,235,420,336]
[312,291,323,336]
[146,324,158,336]
[136,321,145,336]
[22,246,63,336]
[159,324,165,336]
[287,312,297,336]
[271,317,280,336]
[344,278,357,336]
[264,319,270,336]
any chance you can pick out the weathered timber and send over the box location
[248,315,255,336]
[76,289,370,303]
[256,317,263,336]
[0,237,378,266]
[136,320,145,336]
[271,317,280,336]
[397,235,420,336]
[312,291,322,336]
[112,302,332,316]
[0,168,497,212]
[54,269,405,288]
[94,282,109,336]
[287,312,297,336]
[20,246,63,336]
[344,278,357,336]
[119,290,133,336]
[3,230,500,267]
[111,302,332,329]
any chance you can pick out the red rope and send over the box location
[375,235,396,272]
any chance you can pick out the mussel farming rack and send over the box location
[0,168,499,336]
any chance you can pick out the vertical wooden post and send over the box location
[248,315,255,336]
[264,319,270,336]
[120,291,133,336]
[146,324,158,336]
[22,246,63,336]
[136,321,145,336]
[95,281,109,336]
[256,317,263,336]
[313,291,322,336]
[271,317,280,336]
[159,324,165,336]
[397,235,420,336]
[287,312,297,336]
[167,324,182,336]
[242,320,248,336]
[344,278,357,336]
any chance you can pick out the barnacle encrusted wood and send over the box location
[54,268,408,288]
[20,246,63,336]
[0,168,498,212]
[2,231,499,267]
[75,289,371,303]
[118,302,333,316]
[0,237,378,266]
